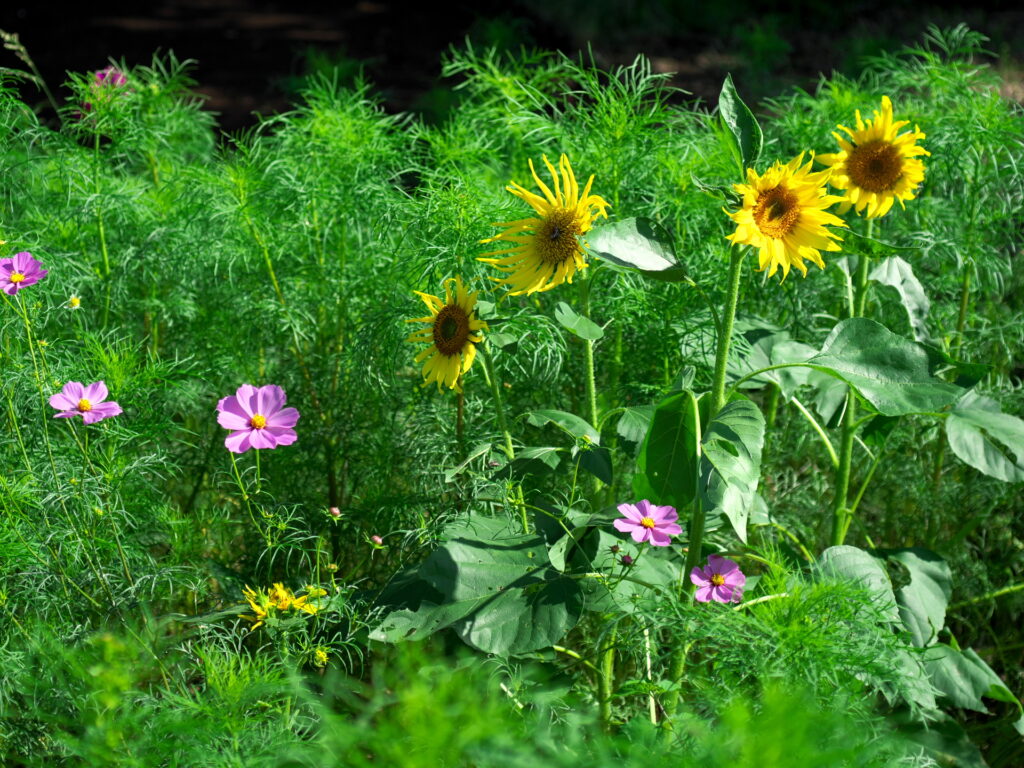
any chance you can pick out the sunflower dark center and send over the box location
[432,304,470,357]
[846,139,903,193]
[536,208,582,265]
[752,185,800,238]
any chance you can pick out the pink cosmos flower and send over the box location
[613,499,681,546]
[95,66,128,87]
[49,381,122,424]
[216,384,299,454]
[0,252,48,295]
[690,555,746,603]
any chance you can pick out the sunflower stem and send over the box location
[480,343,528,532]
[709,247,746,417]
[597,625,616,731]
[579,271,600,434]
[832,219,873,546]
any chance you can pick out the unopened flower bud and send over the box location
[329,507,341,518]
[620,555,634,566]
[371,535,383,546]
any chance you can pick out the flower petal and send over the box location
[266,407,299,429]
[257,384,286,417]
[224,430,253,454]
[694,585,713,603]
[83,381,109,403]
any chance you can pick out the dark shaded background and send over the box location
[1,0,1021,129]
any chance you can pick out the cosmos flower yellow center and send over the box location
[752,185,800,239]
[535,208,582,265]
[10,272,25,283]
[250,413,267,429]
[69,296,81,308]
[432,304,470,357]
[639,516,656,529]
[710,573,725,587]
[845,140,903,193]
[77,398,92,412]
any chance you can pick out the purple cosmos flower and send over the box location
[49,381,122,424]
[690,555,746,603]
[216,384,299,454]
[0,252,48,295]
[613,499,681,546]
[95,66,127,87]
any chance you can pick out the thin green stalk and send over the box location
[710,248,746,415]
[579,272,600,433]
[598,626,616,730]
[480,342,527,532]
[832,220,873,546]
[790,397,839,468]
[94,131,112,326]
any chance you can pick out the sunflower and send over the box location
[724,153,847,279]
[817,95,929,219]
[406,276,487,392]
[479,154,610,295]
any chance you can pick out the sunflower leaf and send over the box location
[586,217,688,281]
[807,318,963,416]
[633,390,702,512]
[554,301,604,340]
[527,409,600,444]
[869,256,932,342]
[699,396,765,543]
[946,390,1024,482]
[718,73,763,171]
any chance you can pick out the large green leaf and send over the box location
[554,301,604,341]
[733,330,816,400]
[616,406,654,447]
[718,73,763,171]
[586,217,688,281]
[452,577,584,656]
[633,391,701,511]
[371,517,582,656]
[869,256,931,342]
[877,547,951,647]
[527,409,600,444]
[816,545,899,622]
[925,644,1021,715]
[700,397,764,542]
[946,390,1024,482]
[807,318,963,416]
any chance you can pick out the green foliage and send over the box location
[1,24,1023,766]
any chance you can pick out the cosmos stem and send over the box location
[94,131,112,327]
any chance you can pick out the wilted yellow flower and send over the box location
[406,276,487,392]
[479,154,610,295]
[725,153,847,279]
[818,95,929,219]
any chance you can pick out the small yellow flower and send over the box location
[68,295,82,310]
[313,647,329,668]
[405,276,487,392]
[479,153,610,295]
[268,582,294,611]
[725,153,847,279]
[241,585,270,630]
[818,95,929,219]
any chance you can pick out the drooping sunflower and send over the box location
[725,153,847,279]
[817,95,929,219]
[479,154,610,295]
[406,276,487,392]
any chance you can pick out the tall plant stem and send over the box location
[831,219,873,546]
[94,131,113,326]
[480,343,527,532]
[579,272,600,433]
[709,248,746,416]
[597,626,616,730]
